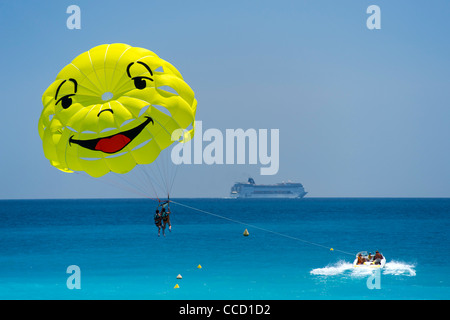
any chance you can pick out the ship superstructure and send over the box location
[230,178,307,199]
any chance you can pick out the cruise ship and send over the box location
[230,178,307,199]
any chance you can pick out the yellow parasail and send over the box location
[38,43,197,177]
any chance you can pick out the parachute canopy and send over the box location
[39,43,197,177]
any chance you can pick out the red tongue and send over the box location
[95,134,131,153]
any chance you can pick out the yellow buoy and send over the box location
[197,264,202,269]
[174,284,179,289]
[330,248,334,251]
[177,274,182,279]
[243,229,249,236]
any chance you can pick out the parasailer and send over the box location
[154,209,163,237]
[153,199,172,236]
[161,207,171,234]
[38,43,197,230]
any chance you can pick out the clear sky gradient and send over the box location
[0,0,449,198]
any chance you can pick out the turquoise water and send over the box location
[0,198,449,299]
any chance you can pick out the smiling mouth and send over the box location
[69,116,154,154]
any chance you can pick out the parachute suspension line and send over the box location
[74,171,158,201]
[129,150,178,202]
[137,165,160,202]
[160,150,178,199]
[154,154,170,197]
[105,173,157,201]
[72,146,180,203]
[112,171,152,199]
[169,163,179,198]
[149,147,179,200]
[170,200,354,257]
[145,160,168,199]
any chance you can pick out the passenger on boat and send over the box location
[373,251,383,265]
[357,253,366,265]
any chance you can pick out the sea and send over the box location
[0,198,449,300]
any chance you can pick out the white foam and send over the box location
[383,261,416,276]
[310,260,353,276]
[311,260,416,277]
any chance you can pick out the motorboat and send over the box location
[353,251,386,268]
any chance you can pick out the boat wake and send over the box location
[383,261,416,276]
[310,260,416,277]
[310,260,354,276]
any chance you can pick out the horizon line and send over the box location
[1,196,449,201]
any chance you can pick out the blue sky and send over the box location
[0,0,449,198]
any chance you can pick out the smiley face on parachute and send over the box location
[39,43,197,177]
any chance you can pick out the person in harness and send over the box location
[156,199,171,236]
[161,207,171,235]
[154,209,163,237]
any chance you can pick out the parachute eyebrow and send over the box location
[70,78,78,93]
[137,61,153,76]
[126,62,133,78]
[127,61,153,78]
[55,80,66,100]
[55,78,78,100]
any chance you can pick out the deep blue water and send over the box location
[0,198,449,299]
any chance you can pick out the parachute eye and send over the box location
[61,95,74,109]
[54,78,77,109]
[133,76,153,90]
[127,61,154,90]
[56,94,75,109]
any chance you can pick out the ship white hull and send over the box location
[230,192,307,199]
[230,178,307,199]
